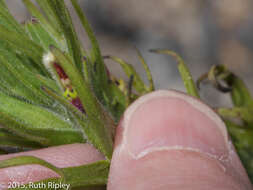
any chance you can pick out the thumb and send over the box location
[108,90,252,190]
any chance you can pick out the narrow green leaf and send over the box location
[105,55,147,94]
[84,57,114,118]
[15,52,43,75]
[224,120,253,180]
[81,56,91,82]
[107,82,127,123]
[136,49,154,91]
[63,160,109,187]
[70,0,112,114]
[50,46,114,159]
[0,61,37,102]
[0,0,7,8]
[35,0,61,33]
[22,0,63,44]
[0,25,48,75]
[36,74,60,93]
[70,0,108,85]
[0,110,47,144]
[86,53,126,122]
[197,65,253,109]
[0,128,42,149]
[0,25,43,59]
[224,73,253,108]
[0,92,85,146]
[0,54,52,105]
[0,1,25,34]
[218,107,253,124]
[70,0,112,115]
[150,49,200,98]
[24,19,59,51]
[46,0,83,71]
[0,156,64,180]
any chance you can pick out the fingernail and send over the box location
[121,90,229,159]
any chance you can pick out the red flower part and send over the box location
[71,97,86,113]
[53,63,68,79]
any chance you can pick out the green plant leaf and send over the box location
[63,160,109,187]
[0,24,43,59]
[22,0,63,44]
[0,24,49,76]
[0,60,37,103]
[0,53,52,105]
[46,0,83,71]
[24,19,59,51]
[0,92,85,146]
[0,128,42,149]
[0,0,25,34]
[225,120,253,181]
[136,49,154,91]
[197,65,253,125]
[106,82,127,122]
[150,49,200,98]
[218,107,253,124]
[0,156,64,180]
[35,0,61,31]
[70,0,108,88]
[224,73,253,108]
[36,74,60,93]
[197,65,253,109]
[105,55,147,94]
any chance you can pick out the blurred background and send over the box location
[6,0,253,107]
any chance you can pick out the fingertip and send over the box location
[108,90,252,190]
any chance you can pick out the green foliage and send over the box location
[0,156,65,179]
[0,0,252,187]
[150,49,200,98]
[105,55,148,94]
[0,91,85,146]
[0,128,42,149]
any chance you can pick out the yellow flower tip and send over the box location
[63,88,78,100]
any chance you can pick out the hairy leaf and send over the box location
[150,49,200,98]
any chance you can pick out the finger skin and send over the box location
[0,143,104,189]
[108,90,252,190]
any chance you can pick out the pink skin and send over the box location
[0,90,252,190]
